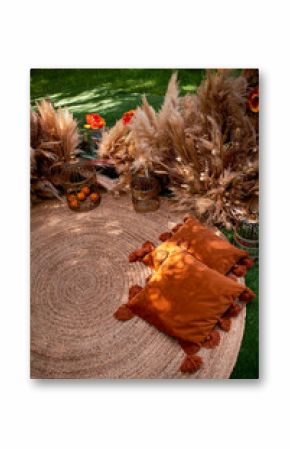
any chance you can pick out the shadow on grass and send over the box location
[30,69,205,126]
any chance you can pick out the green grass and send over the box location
[230,263,259,379]
[222,229,259,379]
[30,68,259,379]
[30,69,206,128]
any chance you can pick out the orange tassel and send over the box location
[179,340,201,355]
[218,318,231,332]
[142,253,154,268]
[224,303,242,318]
[240,257,254,269]
[232,265,247,277]
[142,241,155,253]
[128,241,155,263]
[113,304,134,321]
[180,355,203,373]
[203,330,221,349]
[128,285,143,300]
[171,223,183,233]
[239,288,256,304]
[128,252,138,263]
[159,232,173,242]
[135,248,146,259]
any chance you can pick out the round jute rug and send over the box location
[31,195,246,379]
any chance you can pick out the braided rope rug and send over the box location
[31,194,246,379]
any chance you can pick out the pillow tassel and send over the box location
[179,340,201,355]
[142,253,154,268]
[224,303,242,318]
[113,304,135,321]
[203,330,221,349]
[128,241,155,263]
[240,257,254,269]
[159,231,173,242]
[218,318,231,332]
[239,288,256,304]
[180,355,203,373]
[128,284,143,299]
[171,223,183,233]
[232,264,247,277]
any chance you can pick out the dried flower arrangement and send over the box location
[30,100,80,201]
[100,70,259,227]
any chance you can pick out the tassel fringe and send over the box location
[239,288,256,304]
[171,223,183,233]
[224,303,242,318]
[180,355,203,373]
[179,340,201,355]
[128,241,155,263]
[113,304,135,321]
[203,330,221,349]
[232,264,247,277]
[159,232,173,242]
[128,285,143,300]
[218,318,231,332]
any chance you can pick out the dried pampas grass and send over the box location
[30,100,80,201]
[101,70,259,227]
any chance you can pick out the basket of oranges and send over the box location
[51,159,101,212]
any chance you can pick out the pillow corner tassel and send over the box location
[218,318,231,332]
[171,223,183,233]
[180,354,203,373]
[129,284,143,299]
[128,241,155,263]
[232,256,254,277]
[159,231,173,242]
[239,288,256,304]
[203,330,221,349]
[114,284,143,321]
[113,304,135,321]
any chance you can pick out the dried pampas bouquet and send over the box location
[170,69,259,228]
[30,99,80,201]
[98,69,259,226]
[125,70,258,227]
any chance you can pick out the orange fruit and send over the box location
[81,186,90,196]
[90,192,99,202]
[77,191,86,201]
[67,194,76,202]
[69,199,79,209]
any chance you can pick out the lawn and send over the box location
[30,68,259,379]
[30,69,206,127]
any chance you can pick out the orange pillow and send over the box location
[156,216,252,275]
[115,251,255,373]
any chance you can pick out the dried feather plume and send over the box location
[100,70,258,226]
[30,100,80,201]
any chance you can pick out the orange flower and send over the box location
[122,109,136,125]
[247,87,259,113]
[86,113,106,129]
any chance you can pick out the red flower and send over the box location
[122,109,136,125]
[86,113,106,129]
[247,87,259,113]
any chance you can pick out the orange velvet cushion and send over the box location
[127,251,246,345]
[162,216,248,275]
